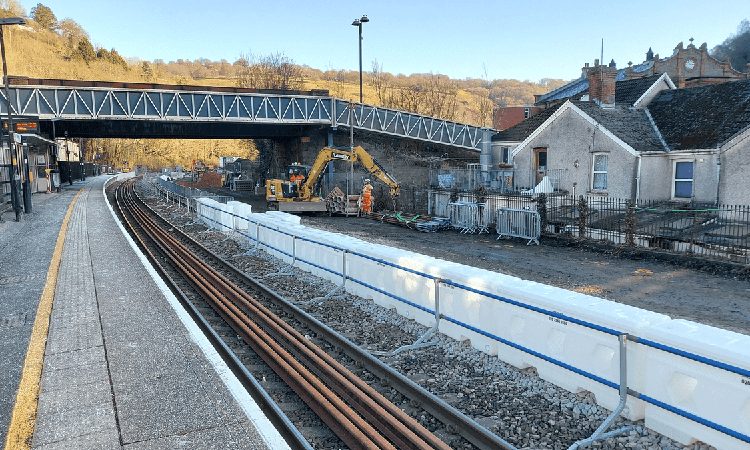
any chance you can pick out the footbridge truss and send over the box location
[1,83,493,151]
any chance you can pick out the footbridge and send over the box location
[1,78,493,151]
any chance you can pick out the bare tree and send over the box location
[323,66,348,98]
[235,52,304,90]
[370,59,390,105]
[712,19,750,72]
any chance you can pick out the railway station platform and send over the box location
[4,176,283,450]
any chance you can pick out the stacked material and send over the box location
[326,187,360,216]
[231,179,254,192]
[365,211,450,232]
[415,217,451,233]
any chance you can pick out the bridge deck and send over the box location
[1,81,493,150]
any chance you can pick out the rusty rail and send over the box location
[113,179,458,450]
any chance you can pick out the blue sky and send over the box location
[19,0,748,81]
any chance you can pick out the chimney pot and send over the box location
[594,58,600,66]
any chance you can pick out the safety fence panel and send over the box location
[187,195,750,450]
[447,202,490,234]
[496,208,541,245]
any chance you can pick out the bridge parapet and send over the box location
[1,83,494,150]
[332,99,491,150]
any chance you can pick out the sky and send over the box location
[18,0,749,82]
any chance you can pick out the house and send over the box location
[492,105,542,131]
[491,62,750,205]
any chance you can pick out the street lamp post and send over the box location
[351,15,369,104]
[0,17,26,221]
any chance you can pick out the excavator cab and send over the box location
[265,163,312,206]
[286,163,310,184]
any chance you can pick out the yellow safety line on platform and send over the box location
[3,189,82,450]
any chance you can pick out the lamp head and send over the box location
[360,15,369,23]
[351,19,361,26]
[0,18,26,26]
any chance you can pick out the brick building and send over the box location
[535,39,749,108]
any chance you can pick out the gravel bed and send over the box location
[143,186,715,450]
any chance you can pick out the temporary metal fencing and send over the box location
[447,202,490,234]
[151,176,232,211]
[495,208,541,245]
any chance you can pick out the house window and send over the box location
[501,146,510,163]
[592,153,608,191]
[673,161,694,199]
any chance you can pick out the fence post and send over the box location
[625,200,636,247]
[577,195,589,239]
[537,193,548,234]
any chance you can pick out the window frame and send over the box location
[671,159,694,200]
[590,152,608,192]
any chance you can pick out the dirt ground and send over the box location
[300,215,750,335]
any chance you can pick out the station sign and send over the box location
[2,117,39,133]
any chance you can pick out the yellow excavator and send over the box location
[265,146,400,213]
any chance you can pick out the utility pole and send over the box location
[0,18,26,221]
[348,101,354,197]
[65,131,72,186]
[351,15,369,104]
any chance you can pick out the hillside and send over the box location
[1,2,567,168]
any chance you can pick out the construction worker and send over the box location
[360,179,373,214]
[289,168,304,184]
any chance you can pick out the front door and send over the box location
[533,147,547,185]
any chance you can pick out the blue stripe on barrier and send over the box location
[194,203,750,443]
[441,280,622,337]
[639,394,750,444]
[347,277,435,316]
[441,314,620,390]
[635,337,750,379]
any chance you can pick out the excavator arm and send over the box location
[298,146,400,199]
[351,146,400,197]
[299,147,352,199]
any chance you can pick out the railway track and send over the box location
[111,178,514,450]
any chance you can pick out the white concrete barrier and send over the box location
[192,200,750,450]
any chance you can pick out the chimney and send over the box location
[587,61,617,108]
[581,62,591,78]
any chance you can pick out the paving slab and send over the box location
[123,421,266,450]
[0,181,85,444]
[31,177,274,449]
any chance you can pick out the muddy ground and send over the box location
[301,215,750,335]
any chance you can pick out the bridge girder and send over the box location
[1,85,493,150]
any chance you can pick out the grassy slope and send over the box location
[6,22,562,168]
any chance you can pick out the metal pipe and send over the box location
[567,334,630,450]
[0,25,20,220]
[351,15,368,104]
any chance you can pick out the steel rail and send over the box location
[129,180,517,450]
[118,183,388,450]
[110,183,314,450]
[114,180,456,450]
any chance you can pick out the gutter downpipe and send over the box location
[635,155,642,204]
[715,147,721,205]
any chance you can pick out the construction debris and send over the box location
[365,211,451,233]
